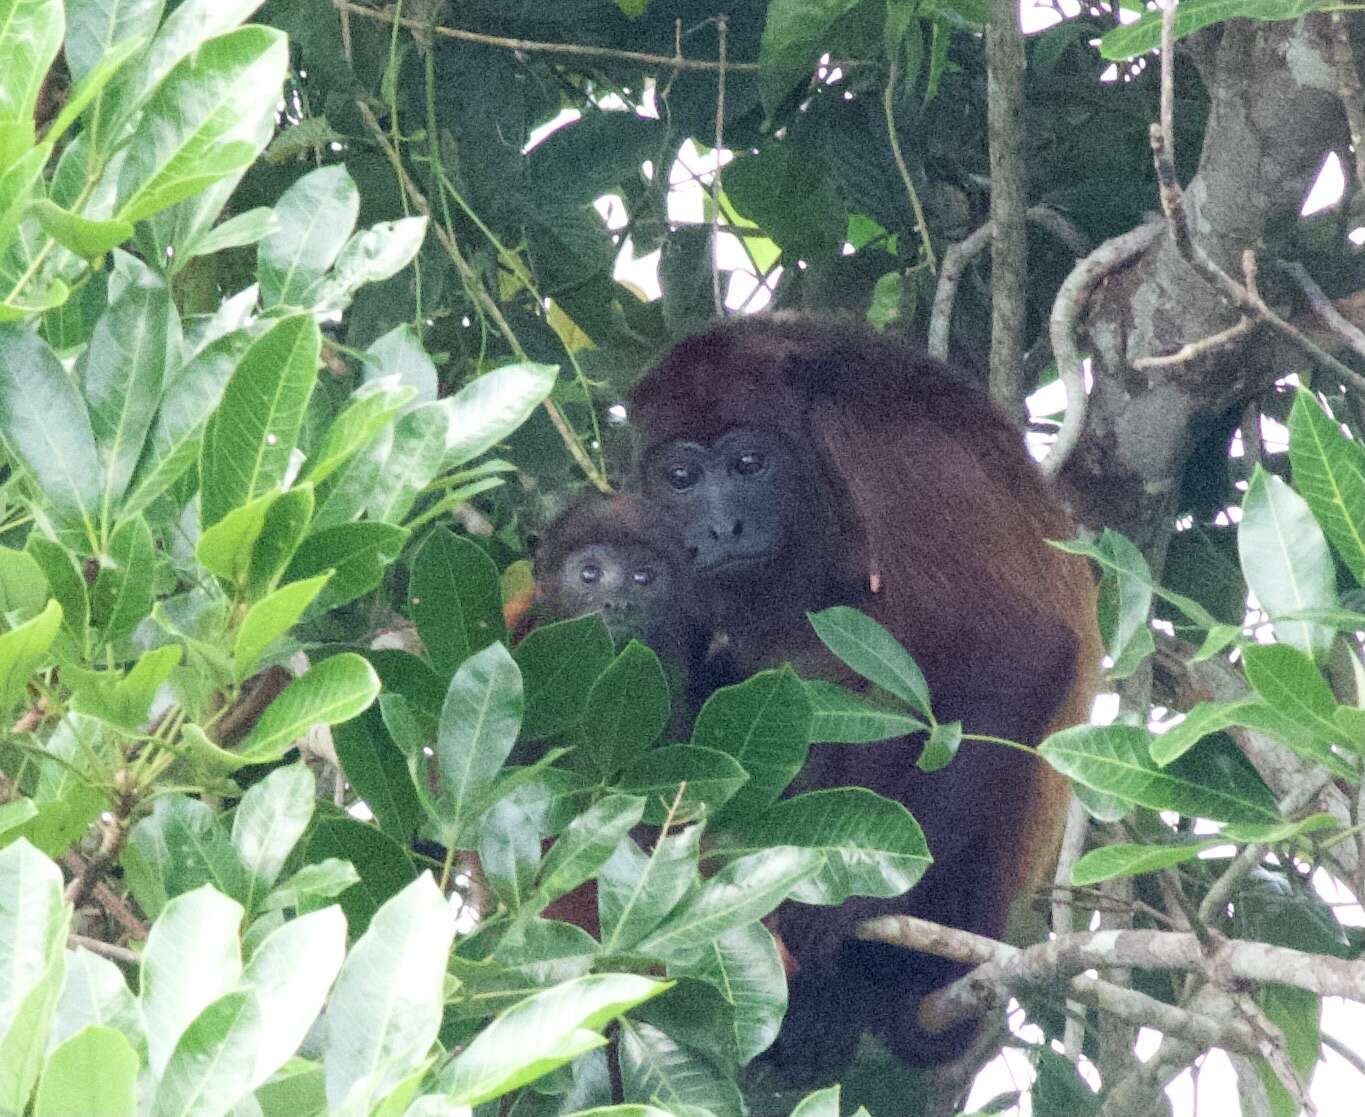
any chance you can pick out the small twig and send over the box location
[1331,12,1365,191]
[1131,316,1257,371]
[69,934,139,967]
[883,53,936,275]
[1239,398,1264,470]
[1323,1029,1365,1080]
[331,0,760,73]
[1052,796,1091,1060]
[1279,259,1365,362]
[711,16,727,317]
[1045,219,1164,476]
[355,100,611,493]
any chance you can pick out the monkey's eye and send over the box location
[631,568,655,587]
[666,463,700,490]
[579,563,603,585]
[734,451,766,476]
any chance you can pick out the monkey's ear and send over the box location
[502,587,537,638]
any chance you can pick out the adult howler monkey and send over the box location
[629,314,1101,1071]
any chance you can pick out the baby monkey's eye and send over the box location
[735,451,766,475]
[631,568,655,586]
[579,564,603,585]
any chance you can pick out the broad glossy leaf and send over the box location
[257,164,359,307]
[181,205,275,259]
[234,573,331,680]
[0,544,46,616]
[636,848,822,960]
[123,796,248,919]
[124,331,246,517]
[599,826,701,954]
[235,653,380,763]
[0,839,67,1033]
[0,327,100,546]
[1239,467,1335,660]
[757,0,861,113]
[283,522,408,614]
[115,26,287,224]
[303,377,413,486]
[323,875,455,1113]
[361,325,436,407]
[302,814,415,936]
[19,716,104,858]
[582,642,672,778]
[31,200,134,257]
[803,679,925,742]
[68,643,180,731]
[1040,724,1280,825]
[739,788,930,905]
[196,488,277,583]
[261,858,359,913]
[478,798,540,911]
[672,921,788,1065]
[615,745,748,825]
[434,642,523,841]
[0,0,63,147]
[1070,841,1220,886]
[534,794,645,910]
[200,314,319,527]
[0,143,49,253]
[440,361,558,469]
[439,974,668,1106]
[240,907,345,1089]
[628,977,742,1075]
[90,514,155,644]
[1288,389,1365,586]
[34,1025,137,1117]
[693,667,812,820]
[140,885,243,1076]
[368,401,448,524]
[246,483,314,599]
[331,711,421,844]
[1242,642,1346,746]
[1093,528,1156,678]
[1100,0,1325,61]
[616,1020,744,1117]
[0,598,61,717]
[231,763,314,904]
[514,614,615,741]
[151,989,260,1117]
[51,947,140,1052]
[807,607,931,715]
[308,216,428,313]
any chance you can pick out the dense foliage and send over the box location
[3,1,1365,1116]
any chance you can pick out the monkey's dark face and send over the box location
[552,541,678,646]
[643,427,803,576]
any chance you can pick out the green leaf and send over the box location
[307,216,428,313]
[617,1019,744,1117]
[69,643,181,731]
[477,798,540,911]
[25,534,87,645]
[81,273,178,527]
[1070,841,1221,886]
[0,840,68,1049]
[34,1025,137,1117]
[693,667,812,820]
[240,907,346,1090]
[804,679,926,742]
[90,514,155,644]
[257,164,359,308]
[0,327,100,546]
[51,947,140,1052]
[917,720,962,772]
[0,598,61,717]
[435,641,525,843]
[246,483,314,599]
[440,361,559,469]
[31,200,134,257]
[671,922,787,1065]
[514,614,616,741]
[196,487,278,583]
[738,788,930,905]
[361,325,435,407]
[282,522,409,614]
[369,401,451,525]
[234,573,332,679]
[1040,724,1280,825]
[231,763,314,904]
[123,796,248,918]
[1288,389,1365,587]
[261,859,359,913]
[140,885,244,1076]
[0,142,49,254]
[0,0,64,153]
[236,653,380,763]
[758,0,862,115]
[408,528,504,676]
[599,825,701,954]
[439,975,669,1106]
[582,641,672,778]
[124,332,246,517]
[1093,528,1156,678]
[18,716,104,858]
[1242,641,1350,749]
[150,989,260,1117]
[807,606,932,716]
[615,745,749,825]
[200,313,320,527]
[636,847,823,961]
[0,544,46,616]
[0,799,37,842]
[1100,0,1327,61]
[303,378,413,486]
[533,794,646,911]
[41,35,147,147]
[323,875,456,1114]
[331,711,422,844]
[180,205,276,259]
[1239,466,1336,661]
[115,26,288,224]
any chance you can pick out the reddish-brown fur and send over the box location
[629,314,1101,1070]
